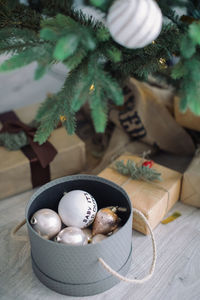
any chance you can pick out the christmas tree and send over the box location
[1,0,200,144]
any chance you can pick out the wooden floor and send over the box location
[0,189,200,300]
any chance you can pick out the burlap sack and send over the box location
[109,78,195,155]
[90,127,155,174]
[76,107,155,174]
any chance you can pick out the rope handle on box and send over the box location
[98,208,157,283]
[11,219,28,242]
[11,209,156,284]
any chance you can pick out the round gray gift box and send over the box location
[26,174,133,297]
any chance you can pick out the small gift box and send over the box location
[180,151,200,207]
[99,154,182,234]
[0,103,86,200]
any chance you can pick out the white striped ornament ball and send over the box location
[107,0,163,49]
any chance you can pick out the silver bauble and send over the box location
[58,190,98,228]
[82,228,92,243]
[55,227,88,246]
[91,234,107,244]
[30,208,61,239]
[107,0,163,49]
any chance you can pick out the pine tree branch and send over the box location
[115,160,162,182]
[34,63,86,143]
[0,3,41,31]
[159,2,186,30]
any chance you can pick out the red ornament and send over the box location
[142,160,154,168]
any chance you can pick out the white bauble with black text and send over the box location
[107,0,163,49]
[58,190,98,228]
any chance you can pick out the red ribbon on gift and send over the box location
[0,110,57,187]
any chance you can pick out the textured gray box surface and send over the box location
[26,175,133,296]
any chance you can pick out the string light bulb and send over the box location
[159,58,167,68]
[89,84,95,94]
[60,115,67,122]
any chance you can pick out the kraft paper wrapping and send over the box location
[174,97,200,132]
[99,154,182,235]
[180,152,200,207]
[0,103,86,200]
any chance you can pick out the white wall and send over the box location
[0,58,66,112]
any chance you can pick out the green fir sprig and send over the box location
[0,131,28,150]
[115,160,162,182]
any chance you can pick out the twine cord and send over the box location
[11,219,31,267]
[11,218,28,242]
[150,181,170,214]
[98,208,157,283]
[139,151,170,214]
[11,212,157,284]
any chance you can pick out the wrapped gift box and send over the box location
[0,103,86,200]
[99,154,182,234]
[180,152,200,207]
[174,97,200,131]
